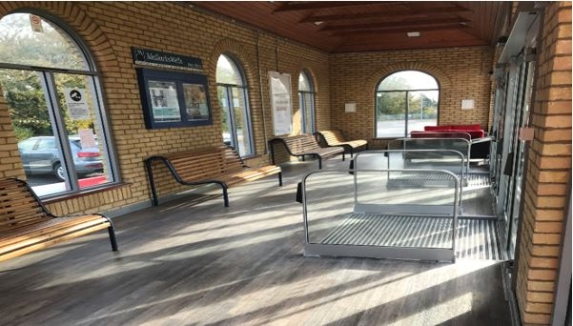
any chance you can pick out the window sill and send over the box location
[42,182,130,204]
[241,154,263,160]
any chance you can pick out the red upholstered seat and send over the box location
[451,124,483,131]
[423,125,485,138]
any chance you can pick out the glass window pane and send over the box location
[300,92,315,134]
[376,91,406,138]
[54,73,112,189]
[0,13,89,71]
[231,87,252,156]
[299,72,310,91]
[0,68,71,196]
[218,86,232,146]
[305,93,314,133]
[378,70,438,91]
[216,55,243,86]
[407,91,438,133]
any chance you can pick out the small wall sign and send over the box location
[345,103,357,113]
[461,99,475,110]
[132,47,203,71]
[64,88,90,120]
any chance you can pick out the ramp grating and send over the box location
[319,213,502,260]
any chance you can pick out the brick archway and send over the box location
[208,39,258,90]
[366,61,452,97]
[0,2,120,73]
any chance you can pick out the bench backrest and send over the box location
[0,178,51,232]
[410,131,471,141]
[163,146,246,181]
[278,134,322,154]
[317,130,345,145]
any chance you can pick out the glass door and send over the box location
[492,54,536,258]
[507,61,535,257]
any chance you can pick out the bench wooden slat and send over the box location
[0,223,111,263]
[314,130,368,158]
[0,215,110,253]
[0,178,118,262]
[145,146,282,206]
[269,134,345,169]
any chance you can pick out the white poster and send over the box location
[78,129,97,148]
[64,87,90,120]
[269,71,293,135]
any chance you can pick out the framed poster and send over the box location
[182,83,210,121]
[269,71,293,135]
[136,68,213,129]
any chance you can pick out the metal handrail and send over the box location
[301,168,460,257]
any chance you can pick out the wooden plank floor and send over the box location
[0,156,512,326]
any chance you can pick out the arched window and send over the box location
[216,54,253,156]
[298,71,315,134]
[0,13,118,198]
[375,70,439,138]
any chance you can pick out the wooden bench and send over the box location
[0,178,118,262]
[314,130,368,158]
[145,146,282,206]
[268,134,345,169]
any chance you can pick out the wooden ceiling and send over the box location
[190,1,505,53]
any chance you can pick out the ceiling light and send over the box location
[407,31,420,37]
[314,21,324,26]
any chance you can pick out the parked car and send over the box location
[18,136,103,181]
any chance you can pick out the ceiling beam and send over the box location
[300,5,471,23]
[319,18,471,32]
[273,1,407,13]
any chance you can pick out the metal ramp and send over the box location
[301,149,501,263]
[313,214,503,260]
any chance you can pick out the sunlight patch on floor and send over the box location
[388,292,473,326]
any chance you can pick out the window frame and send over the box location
[216,54,254,157]
[374,70,440,139]
[298,71,316,134]
[0,12,120,198]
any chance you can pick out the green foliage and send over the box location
[0,13,94,140]
[13,126,34,142]
[376,91,438,120]
[0,14,86,70]
[377,92,406,118]
[1,70,52,135]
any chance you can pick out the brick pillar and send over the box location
[0,86,26,179]
[516,2,572,325]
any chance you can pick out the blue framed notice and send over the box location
[136,68,212,129]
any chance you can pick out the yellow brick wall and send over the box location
[0,2,330,211]
[330,47,494,144]
[515,2,572,325]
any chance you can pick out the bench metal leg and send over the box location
[269,142,276,165]
[350,148,354,158]
[318,157,322,169]
[342,152,346,161]
[103,216,118,251]
[223,187,229,207]
[278,172,283,186]
[215,181,230,207]
[145,159,159,206]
